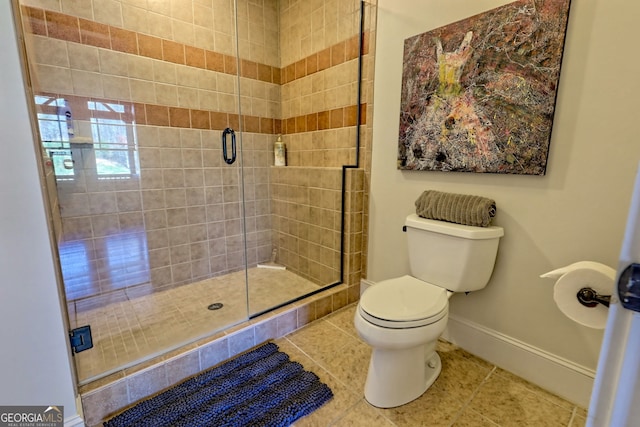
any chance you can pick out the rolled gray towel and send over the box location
[415,190,496,227]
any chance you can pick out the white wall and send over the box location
[0,2,80,423]
[369,0,640,380]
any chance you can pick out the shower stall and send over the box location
[16,0,371,385]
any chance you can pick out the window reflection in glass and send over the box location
[34,96,139,180]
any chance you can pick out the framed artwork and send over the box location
[397,0,571,175]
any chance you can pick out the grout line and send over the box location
[283,316,401,426]
[368,403,400,427]
[567,406,578,427]
[447,366,498,427]
[491,366,581,414]
[281,335,365,425]
[326,399,369,427]
[450,407,502,427]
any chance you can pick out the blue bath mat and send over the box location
[103,342,333,427]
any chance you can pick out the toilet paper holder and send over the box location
[575,263,640,309]
[576,287,611,308]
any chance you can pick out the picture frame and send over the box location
[397,0,572,175]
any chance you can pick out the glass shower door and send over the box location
[16,0,367,385]
[234,0,367,316]
[16,0,251,384]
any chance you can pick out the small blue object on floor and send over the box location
[103,342,333,427]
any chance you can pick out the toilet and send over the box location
[354,213,504,408]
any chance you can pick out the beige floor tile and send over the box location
[82,296,586,427]
[574,407,588,418]
[286,319,355,364]
[376,383,468,427]
[332,400,396,426]
[325,304,360,338]
[437,339,494,371]
[570,409,587,427]
[286,306,581,427]
[277,338,362,426]
[492,368,575,411]
[320,339,371,394]
[451,408,500,426]
[432,343,493,402]
[469,372,574,426]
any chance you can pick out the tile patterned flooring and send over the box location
[71,267,320,383]
[279,305,587,427]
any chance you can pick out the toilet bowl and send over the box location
[354,275,450,408]
[354,214,503,408]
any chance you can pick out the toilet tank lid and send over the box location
[405,214,504,239]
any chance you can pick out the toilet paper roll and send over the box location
[541,262,616,329]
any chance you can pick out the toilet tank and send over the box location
[405,214,504,292]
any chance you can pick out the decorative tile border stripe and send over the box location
[35,92,366,134]
[21,5,279,84]
[35,91,279,133]
[281,33,369,85]
[282,104,367,135]
[21,5,367,86]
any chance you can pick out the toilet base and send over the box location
[364,346,442,408]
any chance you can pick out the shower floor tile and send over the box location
[71,267,319,383]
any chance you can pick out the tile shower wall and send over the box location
[279,0,366,167]
[344,168,365,286]
[273,0,369,288]
[269,167,363,288]
[19,0,280,301]
[270,167,341,285]
[20,0,371,302]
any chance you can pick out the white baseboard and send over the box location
[64,395,85,427]
[64,414,85,427]
[443,314,595,408]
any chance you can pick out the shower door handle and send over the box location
[222,127,236,165]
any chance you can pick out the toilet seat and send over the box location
[359,276,448,329]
